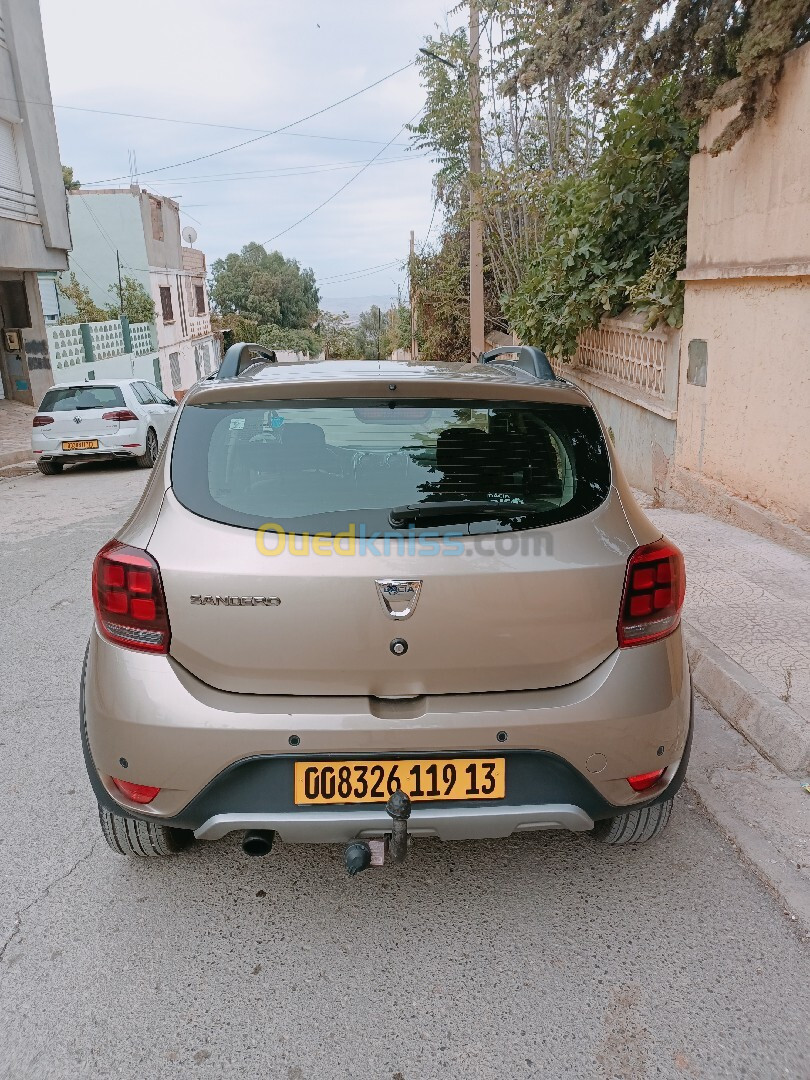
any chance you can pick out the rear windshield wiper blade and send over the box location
[388,501,535,527]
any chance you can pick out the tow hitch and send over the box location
[343,789,412,876]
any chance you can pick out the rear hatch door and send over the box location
[152,390,637,695]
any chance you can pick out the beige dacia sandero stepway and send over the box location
[81,344,691,870]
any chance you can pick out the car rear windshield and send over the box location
[171,398,611,536]
[40,385,125,411]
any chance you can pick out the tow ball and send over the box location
[343,789,412,876]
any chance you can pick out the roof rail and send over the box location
[214,342,278,380]
[479,345,557,381]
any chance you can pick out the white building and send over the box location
[63,186,218,397]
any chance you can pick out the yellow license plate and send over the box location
[61,439,99,451]
[294,758,505,805]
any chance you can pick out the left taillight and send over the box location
[92,539,170,653]
[33,414,54,426]
[618,538,685,648]
[102,409,139,422]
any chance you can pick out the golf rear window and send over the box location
[171,398,611,536]
[40,385,125,411]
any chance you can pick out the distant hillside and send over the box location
[320,294,395,324]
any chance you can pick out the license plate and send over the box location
[61,439,99,451]
[294,758,505,805]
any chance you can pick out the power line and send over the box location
[64,256,107,295]
[76,194,118,256]
[83,61,416,187]
[319,260,402,285]
[152,154,429,186]
[261,106,425,246]
[51,101,410,147]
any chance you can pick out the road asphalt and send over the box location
[1,461,808,1080]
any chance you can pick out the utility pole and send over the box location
[409,229,418,360]
[468,0,485,364]
[116,250,124,316]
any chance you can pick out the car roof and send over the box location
[47,379,140,389]
[187,359,586,407]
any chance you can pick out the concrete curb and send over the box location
[0,449,32,468]
[685,772,810,938]
[685,624,810,778]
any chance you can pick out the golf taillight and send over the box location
[102,409,139,421]
[112,778,161,804]
[33,414,54,426]
[618,539,685,647]
[92,540,170,653]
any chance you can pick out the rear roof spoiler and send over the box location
[214,342,278,380]
[479,345,557,382]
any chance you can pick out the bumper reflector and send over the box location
[113,777,161,804]
[626,769,666,792]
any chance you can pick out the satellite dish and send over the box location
[182,226,198,246]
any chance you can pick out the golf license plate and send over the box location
[61,439,99,451]
[294,758,505,805]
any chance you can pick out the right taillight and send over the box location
[618,539,685,648]
[102,409,139,421]
[33,414,54,426]
[92,539,170,653]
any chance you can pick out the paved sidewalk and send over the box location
[0,398,35,467]
[642,501,810,722]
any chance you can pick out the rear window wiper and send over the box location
[388,501,536,527]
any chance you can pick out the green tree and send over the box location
[511,0,810,154]
[209,243,319,330]
[62,165,80,191]
[106,275,156,323]
[57,272,108,323]
[318,311,357,359]
[506,82,698,357]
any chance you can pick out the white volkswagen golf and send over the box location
[31,379,178,475]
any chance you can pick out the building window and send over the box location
[150,197,164,242]
[169,351,181,390]
[159,286,174,323]
[194,284,206,315]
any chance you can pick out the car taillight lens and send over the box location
[112,777,161,804]
[627,769,666,792]
[102,409,139,421]
[33,414,54,426]
[618,539,685,647]
[92,539,170,653]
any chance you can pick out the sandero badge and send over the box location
[190,595,281,607]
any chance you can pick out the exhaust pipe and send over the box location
[242,829,275,857]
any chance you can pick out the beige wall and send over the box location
[674,42,810,531]
[676,277,810,529]
[685,44,810,277]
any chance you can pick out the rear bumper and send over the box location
[32,431,145,460]
[81,624,692,840]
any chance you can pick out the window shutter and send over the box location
[0,120,21,193]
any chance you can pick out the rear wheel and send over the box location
[98,804,192,857]
[36,458,63,475]
[134,428,158,469]
[591,796,674,845]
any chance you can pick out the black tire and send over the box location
[98,803,192,857]
[37,458,63,475]
[591,795,674,845]
[134,427,158,469]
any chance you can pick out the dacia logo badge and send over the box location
[375,579,422,620]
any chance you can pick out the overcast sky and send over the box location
[40,0,455,312]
